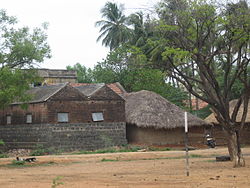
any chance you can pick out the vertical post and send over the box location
[185,112,189,176]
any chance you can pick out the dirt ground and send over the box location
[0,147,250,188]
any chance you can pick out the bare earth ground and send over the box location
[1,147,250,188]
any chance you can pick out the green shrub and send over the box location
[0,153,8,158]
[11,160,25,165]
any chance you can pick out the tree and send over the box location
[95,2,132,50]
[66,63,93,83]
[0,10,51,108]
[155,0,250,166]
[91,45,188,107]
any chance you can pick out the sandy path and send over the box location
[0,147,250,188]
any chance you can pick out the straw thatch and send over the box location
[205,99,250,124]
[122,90,209,129]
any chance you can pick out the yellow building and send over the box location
[37,69,77,85]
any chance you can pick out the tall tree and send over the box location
[155,0,250,166]
[66,63,93,83]
[0,10,51,108]
[91,45,188,107]
[95,2,131,50]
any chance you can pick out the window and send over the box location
[26,114,32,123]
[6,115,11,125]
[92,112,104,122]
[57,113,69,123]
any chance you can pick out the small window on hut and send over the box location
[26,114,32,123]
[92,112,104,122]
[6,115,11,125]
[57,113,69,123]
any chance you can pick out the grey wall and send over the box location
[0,122,127,151]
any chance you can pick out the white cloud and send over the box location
[1,0,158,69]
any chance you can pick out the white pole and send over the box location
[185,112,188,133]
[184,112,189,176]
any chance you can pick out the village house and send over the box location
[205,99,250,146]
[122,90,211,147]
[0,83,127,151]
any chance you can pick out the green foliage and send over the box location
[0,139,6,157]
[91,45,188,107]
[0,10,50,108]
[11,160,25,166]
[191,104,212,119]
[0,68,40,108]
[66,63,93,83]
[95,2,132,50]
[0,154,8,158]
[51,176,64,188]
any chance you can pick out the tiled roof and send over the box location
[70,82,126,95]
[74,83,105,96]
[12,83,67,104]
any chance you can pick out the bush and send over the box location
[0,153,8,158]
[11,160,25,165]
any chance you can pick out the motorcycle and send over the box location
[206,134,216,148]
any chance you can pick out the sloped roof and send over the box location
[205,99,250,124]
[12,82,124,105]
[12,83,67,104]
[107,82,126,95]
[122,90,210,129]
[71,82,126,95]
[73,83,105,96]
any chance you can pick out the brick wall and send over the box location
[0,122,127,151]
[0,103,48,125]
[47,100,125,124]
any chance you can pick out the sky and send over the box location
[1,0,158,70]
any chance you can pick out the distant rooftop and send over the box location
[37,69,77,79]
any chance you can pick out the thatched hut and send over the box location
[205,99,250,145]
[122,90,210,147]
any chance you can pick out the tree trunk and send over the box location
[225,130,245,167]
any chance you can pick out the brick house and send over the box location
[37,69,77,85]
[0,83,127,151]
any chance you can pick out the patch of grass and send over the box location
[0,160,58,169]
[30,144,64,156]
[72,145,143,155]
[148,147,172,151]
[0,153,8,158]
[101,158,119,162]
[11,160,26,166]
[205,159,216,162]
[51,176,64,188]
[190,154,203,158]
[70,145,181,155]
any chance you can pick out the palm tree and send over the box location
[128,12,148,47]
[95,2,132,51]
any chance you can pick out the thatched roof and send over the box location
[122,90,209,129]
[205,99,250,124]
